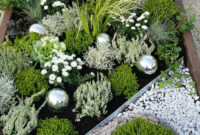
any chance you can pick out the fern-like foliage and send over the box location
[111,33,155,67]
[0,74,17,114]
[73,73,113,121]
[84,42,115,70]
[0,90,46,135]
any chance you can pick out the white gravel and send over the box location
[182,0,200,60]
[118,66,200,135]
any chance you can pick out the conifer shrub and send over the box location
[143,0,178,22]
[108,64,139,99]
[64,29,94,55]
[113,118,175,135]
[37,116,78,135]
[14,67,49,101]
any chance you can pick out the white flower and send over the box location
[142,25,148,30]
[125,23,130,27]
[49,74,56,80]
[62,72,69,77]
[135,23,141,27]
[49,80,54,84]
[44,5,48,10]
[144,11,150,16]
[40,0,46,5]
[41,69,47,75]
[52,65,59,72]
[131,13,136,17]
[71,61,77,67]
[65,66,72,70]
[120,16,126,22]
[131,26,136,30]
[52,1,65,7]
[56,77,62,83]
[62,68,67,72]
[128,19,134,23]
[63,61,68,65]
[90,72,95,76]
[72,54,76,57]
[44,62,51,67]
[77,58,82,62]
[77,65,82,70]
[144,20,148,23]
[67,56,74,60]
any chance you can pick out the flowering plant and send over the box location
[41,49,94,87]
[111,11,150,39]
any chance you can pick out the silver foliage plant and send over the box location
[111,33,155,67]
[41,12,66,36]
[73,73,113,121]
[84,42,115,70]
[0,90,46,135]
[0,75,17,114]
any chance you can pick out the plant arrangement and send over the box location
[0,0,195,134]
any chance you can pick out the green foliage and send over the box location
[64,29,94,55]
[73,73,113,121]
[113,118,175,135]
[31,36,66,66]
[0,0,22,8]
[176,9,196,32]
[0,74,17,114]
[108,64,139,99]
[143,0,178,22]
[158,81,165,88]
[37,116,78,135]
[161,71,167,78]
[14,33,41,52]
[0,90,46,135]
[79,0,140,37]
[189,81,196,87]
[14,67,49,101]
[166,78,173,84]
[0,47,31,77]
[175,82,181,88]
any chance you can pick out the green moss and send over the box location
[108,64,139,99]
[143,0,179,22]
[113,118,175,135]
[64,29,94,55]
[37,116,78,135]
[14,67,49,101]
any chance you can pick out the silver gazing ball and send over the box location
[137,55,158,75]
[96,33,111,44]
[28,23,43,34]
[47,88,69,112]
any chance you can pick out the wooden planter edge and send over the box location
[0,8,12,44]
[175,0,200,96]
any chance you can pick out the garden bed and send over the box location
[0,0,198,135]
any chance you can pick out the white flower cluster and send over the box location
[41,49,84,85]
[117,11,150,30]
[40,0,65,10]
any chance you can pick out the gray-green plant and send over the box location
[41,12,66,36]
[73,73,113,121]
[0,47,32,77]
[31,36,66,67]
[62,2,82,30]
[111,33,155,67]
[148,19,172,44]
[79,0,140,37]
[0,74,17,114]
[84,42,115,70]
[0,90,47,135]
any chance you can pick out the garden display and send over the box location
[0,0,197,135]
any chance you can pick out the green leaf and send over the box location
[166,78,173,84]
[175,82,181,88]
[176,16,182,21]
[158,81,165,88]
[161,71,167,78]
[188,81,196,87]
[184,74,190,78]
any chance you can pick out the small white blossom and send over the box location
[144,20,148,23]
[71,61,77,67]
[131,13,136,17]
[49,74,56,80]
[77,65,82,70]
[125,23,130,27]
[49,80,54,84]
[65,66,72,70]
[90,72,95,76]
[41,69,47,75]
[52,65,58,72]
[135,23,141,27]
[52,1,65,7]
[142,25,148,30]
[77,58,82,62]
[62,68,67,72]
[72,54,76,57]
[44,5,48,10]
[67,56,74,60]
[144,11,150,16]
[40,0,46,5]
[56,77,62,83]
[44,62,51,67]
[128,19,134,23]
[131,26,136,30]
[62,72,69,77]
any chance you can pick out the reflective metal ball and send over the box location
[136,55,158,75]
[47,88,69,112]
[28,23,43,34]
[96,33,111,44]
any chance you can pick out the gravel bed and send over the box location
[117,66,200,135]
[182,0,200,59]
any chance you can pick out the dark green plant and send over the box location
[64,29,94,55]
[14,32,41,52]
[0,0,22,8]
[176,9,196,32]
[108,64,139,99]
[112,118,175,135]
[0,47,31,77]
[143,0,178,22]
[37,116,78,135]
[14,67,49,101]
